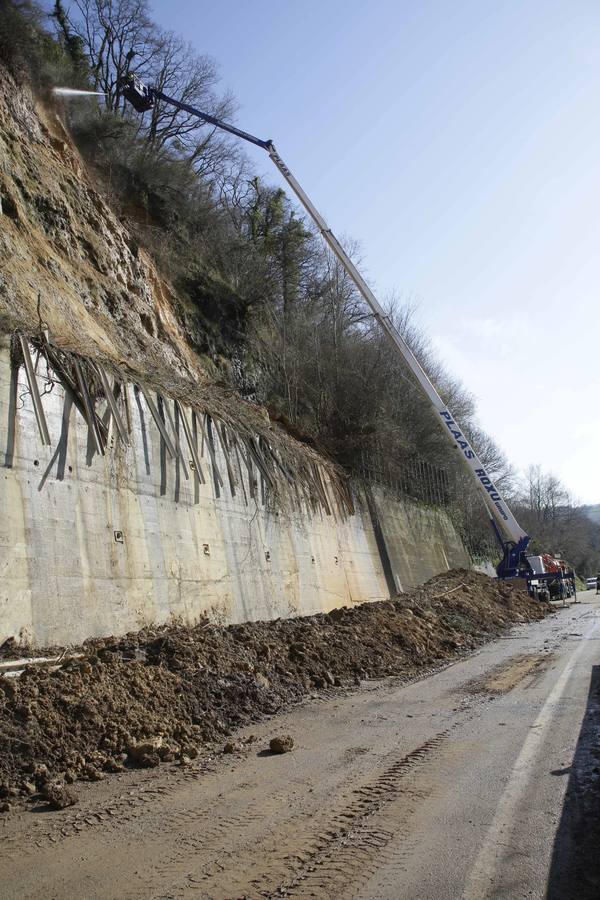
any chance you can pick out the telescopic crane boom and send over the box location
[120,75,530,578]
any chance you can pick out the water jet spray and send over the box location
[52,87,106,98]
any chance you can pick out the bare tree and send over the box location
[70,0,157,111]
[68,0,236,177]
[145,32,236,167]
[522,464,570,524]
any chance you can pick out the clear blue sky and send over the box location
[148,0,600,502]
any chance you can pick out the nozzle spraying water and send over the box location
[53,87,107,98]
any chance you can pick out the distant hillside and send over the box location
[583,505,600,525]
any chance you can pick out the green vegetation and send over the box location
[2,0,599,573]
[0,1,88,90]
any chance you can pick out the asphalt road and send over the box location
[1,592,599,899]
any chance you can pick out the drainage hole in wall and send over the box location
[114,530,124,543]
[33,460,39,467]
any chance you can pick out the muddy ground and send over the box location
[0,570,545,807]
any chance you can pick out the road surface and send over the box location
[1,592,599,899]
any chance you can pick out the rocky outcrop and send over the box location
[0,71,199,378]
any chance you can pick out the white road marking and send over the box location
[461,618,599,900]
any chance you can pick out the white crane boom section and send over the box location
[266,144,527,544]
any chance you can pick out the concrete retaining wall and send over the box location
[0,337,470,646]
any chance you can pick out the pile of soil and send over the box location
[0,637,62,661]
[0,570,545,801]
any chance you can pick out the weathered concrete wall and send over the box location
[0,338,469,646]
[368,485,469,593]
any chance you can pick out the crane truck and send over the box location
[118,74,575,601]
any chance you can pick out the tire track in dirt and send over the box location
[97,736,389,898]
[258,730,452,899]
[133,756,400,899]
[176,724,466,900]
[350,734,474,900]
[124,724,456,899]
[0,762,219,860]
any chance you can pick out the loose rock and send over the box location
[41,782,78,810]
[269,735,294,754]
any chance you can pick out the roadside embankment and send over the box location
[0,570,545,806]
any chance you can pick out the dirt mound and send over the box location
[0,570,545,801]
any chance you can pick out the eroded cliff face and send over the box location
[0,70,203,379]
[0,68,338,462]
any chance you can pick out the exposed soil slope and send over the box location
[0,69,344,490]
[0,70,196,379]
[0,570,545,802]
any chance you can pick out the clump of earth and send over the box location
[270,735,294,754]
[0,570,545,801]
